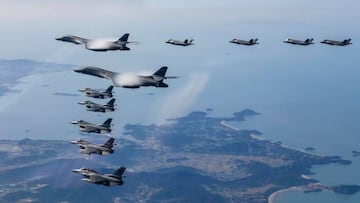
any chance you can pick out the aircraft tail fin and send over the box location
[254,38,258,43]
[102,118,112,128]
[153,66,168,78]
[184,39,188,44]
[106,99,116,107]
[105,86,113,94]
[103,138,115,148]
[189,39,193,44]
[113,167,126,177]
[117,33,129,42]
[345,39,352,44]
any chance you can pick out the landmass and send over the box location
[0,58,72,96]
[0,109,357,202]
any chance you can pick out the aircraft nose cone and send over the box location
[72,169,81,173]
[71,121,78,124]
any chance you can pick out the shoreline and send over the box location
[268,186,302,203]
[220,120,323,156]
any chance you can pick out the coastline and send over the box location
[220,120,323,156]
[268,186,302,203]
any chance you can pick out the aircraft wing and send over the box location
[74,66,117,80]
[81,145,102,155]
[56,35,88,45]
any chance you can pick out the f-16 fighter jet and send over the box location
[69,139,91,145]
[73,138,115,155]
[72,167,99,177]
[71,118,112,134]
[78,86,113,99]
[283,38,314,45]
[229,38,259,45]
[73,167,126,186]
[55,33,135,51]
[78,99,116,112]
[74,66,178,89]
[166,39,194,46]
[320,39,352,46]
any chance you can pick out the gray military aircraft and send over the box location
[321,39,352,46]
[72,167,99,177]
[78,99,116,112]
[78,86,113,99]
[55,33,135,51]
[230,38,259,46]
[73,167,126,186]
[72,138,115,155]
[166,39,194,46]
[283,38,314,45]
[70,139,91,145]
[71,118,112,134]
[74,66,178,88]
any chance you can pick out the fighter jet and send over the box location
[55,33,135,51]
[166,39,194,46]
[74,138,115,155]
[283,38,314,45]
[321,39,352,46]
[71,118,112,134]
[78,99,116,112]
[72,167,99,177]
[74,167,126,186]
[78,86,113,99]
[70,139,91,145]
[230,38,259,46]
[74,66,178,89]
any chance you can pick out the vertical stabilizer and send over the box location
[102,118,112,128]
[117,33,129,42]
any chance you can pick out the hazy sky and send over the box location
[1,0,360,151]
[0,0,359,68]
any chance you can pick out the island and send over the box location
[0,109,358,202]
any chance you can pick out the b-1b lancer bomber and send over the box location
[55,33,135,51]
[73,167,126,186]
[71,137,115,155]
[78,99,116,112]
[74,66,178,88]
[230,38,259,46]
[71,118,112,134]
[321,39,352,46]
[166,39,194,46]
[78,86,113,99]
[283,38,314,45]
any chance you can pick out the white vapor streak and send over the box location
[155,72,210,124]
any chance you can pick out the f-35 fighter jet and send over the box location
[321,39,352,46]
[78,99,116,112]
[55,33,135,51]
[230,38,259,46]
[72,138,115,155]
[74,66,178,89]
[71,118,112,134]
[78,86,113,99]
[283,38,314,45]
[73,167,126,186]
[166,39,194,46]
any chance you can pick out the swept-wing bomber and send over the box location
[56,33,135,51]
[74,66,178,89]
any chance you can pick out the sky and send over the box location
[0,0,360,154]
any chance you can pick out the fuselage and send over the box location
[85,39,126,51]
